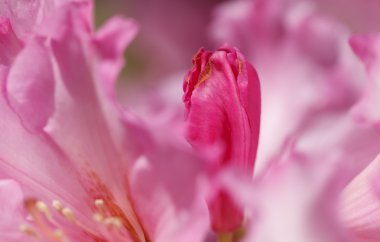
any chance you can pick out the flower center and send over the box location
[20,195,150,242]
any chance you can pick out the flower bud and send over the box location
[183,46,261,232]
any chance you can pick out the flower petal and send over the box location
[0,179,26,241]
[350,33,380,129]
[127,117,210,242]
[340,154,380,241]
[6,37,54,131]
[224,153,354,242]
[0,0,44,38]
[94,16,138,98]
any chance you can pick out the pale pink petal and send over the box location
[0,0,92,40]
[41,7,150,239]
[350,34,380,129]
[2,2,187,240]
[94,16,138,98]
[224,153,354,242]
[6,37,54,131]
[0,73,96,231]
[0,0,47,38]
[34,1,92,40]
[0,179,27,241]
[121,104,211,242]
[0,0,217,241]
[340,154,380,241]
[129,140,210,242]
[0,5,112,238]
[1,4,93,212]
[295,112,380,182]
[1,69,85,197]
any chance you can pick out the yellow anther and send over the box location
[52,200,63,211]
[104,217,122,229]
[94,199,105,208]
[196,61,212,88]
[61,207,76,223]
[19,224,38,237]
[218,232,234,242]
[54,229,65,239]
[92,213,104,222]
[35,201,52,219]
[237,58,243,75]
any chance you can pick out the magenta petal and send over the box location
[349,34,377,65]
[184,47,261,173]
[207,189,244,232]
[0,17,22,65]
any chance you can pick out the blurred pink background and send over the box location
[95,0,380,87]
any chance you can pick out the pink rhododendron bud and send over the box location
[183,46,261,232]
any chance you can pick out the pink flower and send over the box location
[3,1,380,242]
[183,47,261,233]
[0,1,210,241]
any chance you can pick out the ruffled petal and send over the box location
[122,109,211,242]
[341,155,380,241]
[6,37,54,131]
[94,16,138,98]
[224,153,354,242]
[0,0,92,39]
[0,0,46,38]
[350,34,380,129]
